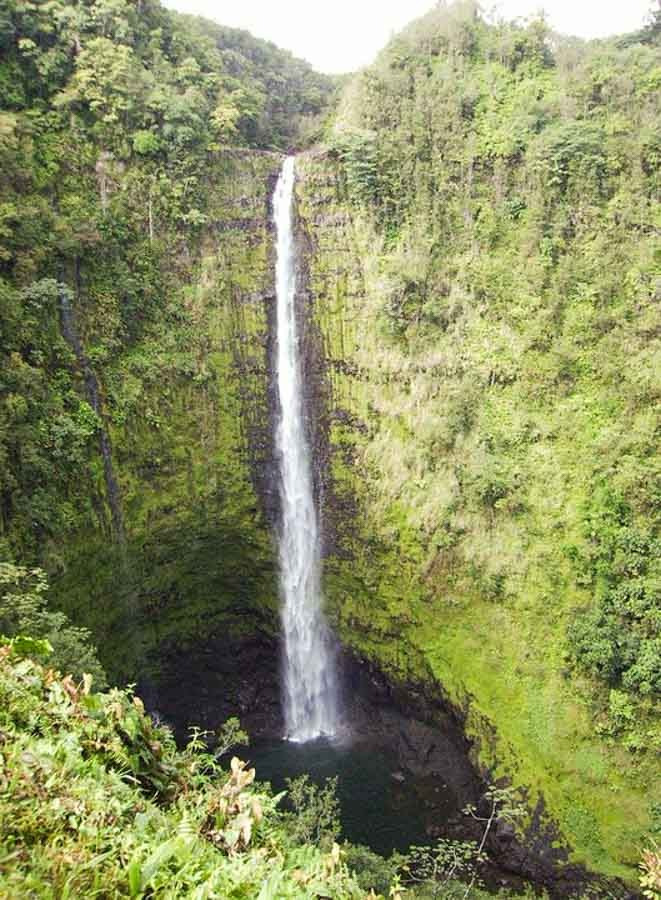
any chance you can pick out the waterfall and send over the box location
[273,156,338,742]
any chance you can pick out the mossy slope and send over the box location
[294,116,658,883]
[61,151,283,682]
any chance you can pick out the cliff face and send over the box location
[285,7,660,882]
[6,136,651,888]
[0,0,335,686]
[2,108,652,894]
[293,147,657,883]
[50,151,283,683]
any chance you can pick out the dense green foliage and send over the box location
[0,0,300,680]
[0,645,372,898]
[327,0,659,750]
[0,0,332,562]
[568,488,660,700]
[0,561,107,686]
[290,0,660,882]
[1,0,659,891]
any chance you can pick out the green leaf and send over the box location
[127,859,142,898]
[1,634,54,658]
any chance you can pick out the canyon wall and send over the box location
[7,136,653,887]
[293,149,657,884]
[48,151,283,683]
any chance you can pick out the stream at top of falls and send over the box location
[273,155,339,742]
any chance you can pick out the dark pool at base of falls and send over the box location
[144,640,602,898]
[247,735,469,856]
[243,735,537,896]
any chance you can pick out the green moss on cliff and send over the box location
[50,151,282,682]
[0,0,333,686]
[295,15,660,871]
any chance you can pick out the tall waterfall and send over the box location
[273,156,338,742]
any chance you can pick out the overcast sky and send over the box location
[163,0,654,73]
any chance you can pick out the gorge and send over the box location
[0,1,659,897]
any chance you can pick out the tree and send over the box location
[0,563,107,688]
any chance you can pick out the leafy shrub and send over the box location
[404,838,483,895]
[132,129,161,156]
[530,122,607,193]
[639,841,661,900]
[330,128,380,206]
[283,773,341,849]
[0,563,107,689]
[342,843,401,895]
[567,494,660,698]
[0,650,368,898]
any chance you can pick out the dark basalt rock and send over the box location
[139,632,283,744]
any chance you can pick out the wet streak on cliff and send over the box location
[58,269,125,546]
[221,152,353,554]
[289,158,372,562]
[230,151,338,539]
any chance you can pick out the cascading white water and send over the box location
[273,155,338,742]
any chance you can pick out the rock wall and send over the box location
[51,150,283,684]
[294,148,655,887]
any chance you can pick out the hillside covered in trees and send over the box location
[297,1,660,883]
[0,0,659,896]
[0,0,332,561]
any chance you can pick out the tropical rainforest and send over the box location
[0,0,659,897]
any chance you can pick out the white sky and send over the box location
[164,0,655,73]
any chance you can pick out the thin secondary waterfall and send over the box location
[273,156,338,742]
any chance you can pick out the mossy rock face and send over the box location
[294,149,659,884]
[43,151,284,682]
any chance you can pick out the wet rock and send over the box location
[140,632,284,745]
